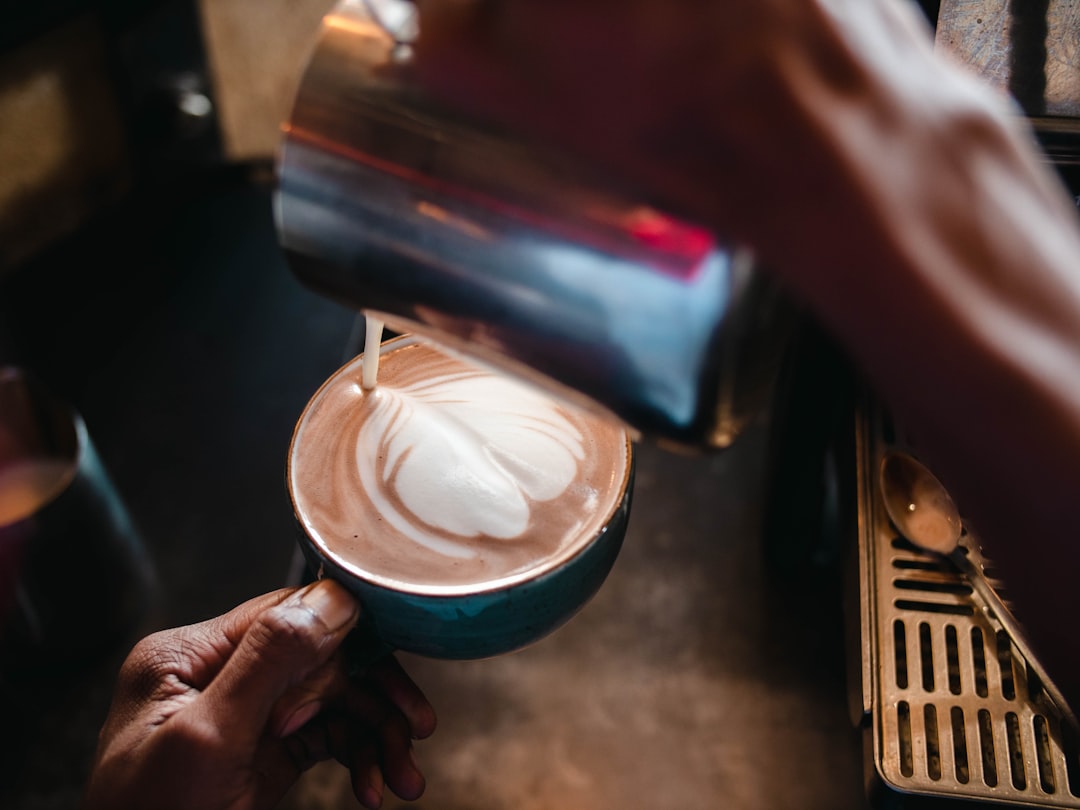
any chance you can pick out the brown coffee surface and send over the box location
[289,338,631,592]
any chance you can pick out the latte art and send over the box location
[289,337,631,592]
[357,366,587,556]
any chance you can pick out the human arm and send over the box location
[82,580,436,810]
[413,0,1080,703]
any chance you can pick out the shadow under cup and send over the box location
[287,337,635,661]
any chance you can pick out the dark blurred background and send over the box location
[0,0,1077,808]
[0,1,356,806]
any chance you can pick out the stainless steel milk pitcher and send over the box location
[275,0,795,450]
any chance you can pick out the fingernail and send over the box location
[411,703,437,739]
[300,579,359,632]
[362,763,384,809]
[278,700,322,738]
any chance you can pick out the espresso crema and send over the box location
[289,338,632,593]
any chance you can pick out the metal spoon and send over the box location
[879,450,1077,727]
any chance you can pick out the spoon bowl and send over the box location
[878,451,963,554]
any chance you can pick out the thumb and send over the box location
[194,579,359,747]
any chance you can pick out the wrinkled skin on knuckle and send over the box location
[247,603,329,666]
[116,630,192,702]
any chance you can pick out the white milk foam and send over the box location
[356,365,587,558]
[290,337,630,589]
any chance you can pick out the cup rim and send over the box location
[287,334,634,597]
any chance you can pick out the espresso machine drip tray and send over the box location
[853,399,1080,808]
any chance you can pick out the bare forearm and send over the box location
[706,0,1080,698]
[415,0,1080,701]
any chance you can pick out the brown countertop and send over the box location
[937,0,1080,119]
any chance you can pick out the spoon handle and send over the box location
[949,548,1078,730]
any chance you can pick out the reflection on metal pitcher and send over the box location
[275,0,796,450]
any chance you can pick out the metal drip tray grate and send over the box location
[856,401,1080,807]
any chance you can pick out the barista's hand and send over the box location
[82,581,436,810]
[413,0,946,247]
[414,0,1080,712]
[415,0,765,230]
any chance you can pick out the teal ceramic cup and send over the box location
[287,339,635,661]
[294,485,632,660]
